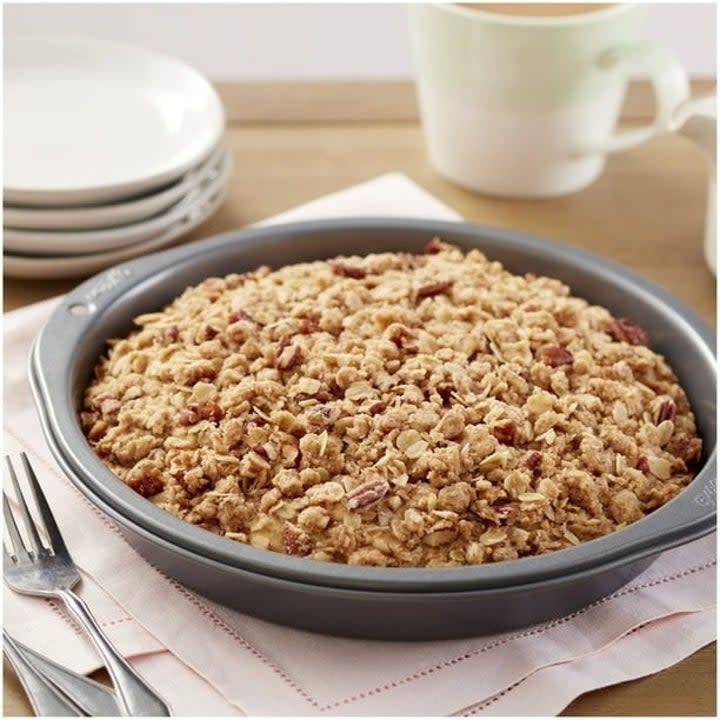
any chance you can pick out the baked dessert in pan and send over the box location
[81,241,701,568]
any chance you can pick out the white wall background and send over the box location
[4,3,717,80]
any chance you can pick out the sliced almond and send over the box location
[345,381,374,401]
[422,529,457,547]
[405,440,429,459]
[612,400,628,423]
[518,492,547,504]
[249,533,270,549]
[318,429,329,457]
[647,455,671,480]
[526,391,555,415]
[656,420,675,447]
[296,377,322,395]
[396,429,422,452]
[478,451,509,471]
[479,528,506,546]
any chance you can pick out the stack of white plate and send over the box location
[4,37,231,279]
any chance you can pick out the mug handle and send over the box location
[583,43,690,155]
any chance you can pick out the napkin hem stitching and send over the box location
[45,595,134,633]
[321,559,715,710]
[459,610,710,715]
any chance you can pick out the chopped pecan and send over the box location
[127,467,164,498]
[203,402,225,424]
[368,401,387,415]
[315,391,334,402]
[424,237,443,254]
[229,308,260,325]
[179,405,200,426]
[609,317,650,346]
[293,449,303,468]
[162,325,179,342]
[656,399,677,424]
[180,402,224,426]
[252,445,270,460]
[274,342,302,370]
[416,280,453,299]
[437,383,454,404]
[636,455,650,473]
[492,503,516,523]
[492,420,517,446]
[283,523,313,556]
[346,478,390,511]
[276,334,292,351]
[204,325,219,340]
[668,437,702,465]
[524,451,543,476]
[298,318,321,334]
[540,346,574,367]
[388,323,415,348]
[331,262,367,279]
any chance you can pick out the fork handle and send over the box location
[4,631,84,716]
[57,589,171,716]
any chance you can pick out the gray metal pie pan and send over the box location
[29,218,716,639]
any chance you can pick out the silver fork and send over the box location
[3,453,170,716]
[4,629,85,716]
[5,629,121,716]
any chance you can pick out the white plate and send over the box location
[4,144,226,231]
[4,37,225,206]
[4,149,231,255]
[4,156,232,280]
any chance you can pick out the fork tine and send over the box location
[3,543,17,566]
[19,453,68,555]
[2,494,29,561]
[5,456,46,557]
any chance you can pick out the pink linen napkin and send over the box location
[4,173,716,716]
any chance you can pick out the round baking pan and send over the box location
[29,218,716,639]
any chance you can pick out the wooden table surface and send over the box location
[4,80,716,716]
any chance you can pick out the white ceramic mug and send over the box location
[409,3,690,197]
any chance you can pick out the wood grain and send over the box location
[213,78,716,125]
[3,80,716,716]
[564,644,717,716]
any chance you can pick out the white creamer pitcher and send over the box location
[672,94,716,274]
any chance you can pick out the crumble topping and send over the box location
[81,240,702,567]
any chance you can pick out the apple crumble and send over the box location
[81,240,703,567]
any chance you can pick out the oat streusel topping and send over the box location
[81,240,702,567]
